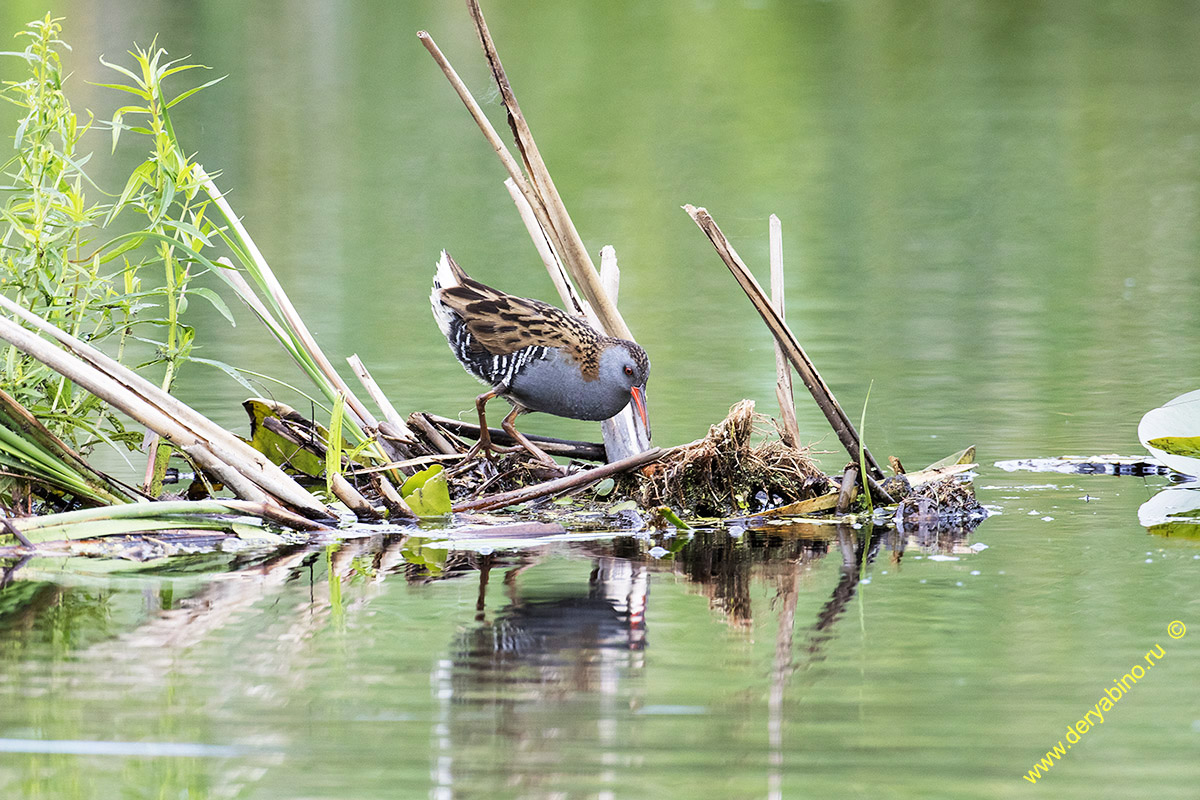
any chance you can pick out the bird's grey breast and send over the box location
[507,347,631,421]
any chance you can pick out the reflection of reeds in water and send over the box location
[668,528,832,630]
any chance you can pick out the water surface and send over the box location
[2,1,1199,797]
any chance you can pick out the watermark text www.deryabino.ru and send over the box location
[1022,620,1186,784]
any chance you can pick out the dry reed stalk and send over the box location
[682,204,891,502]
[346,354,416,444]
[206,499,331,531]
[330,472,381,520]
[743,491,840,518]
[420,8,651,462]
[417,32,552,245]
[452,446,663,512]
[461,0,632,341]
[0,314,271,506]
[408,413,461,456]
[424,414,607,461]
[836,465,859,514]
[769,215,800,448]
[178,443,271,505]
[371,472,418,520]
[0,301,331,518]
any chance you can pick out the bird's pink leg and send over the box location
[500,405,561,470]
[466,389,520,461]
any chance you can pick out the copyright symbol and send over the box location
[1168,620,1186,639]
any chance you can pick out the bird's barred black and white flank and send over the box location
[441,311,550,390]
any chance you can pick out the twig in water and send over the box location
[1,517,33,548]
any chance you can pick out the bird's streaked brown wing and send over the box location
[438,278,600,358]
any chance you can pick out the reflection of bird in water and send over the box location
[430,559,648,794]
[448,558,647,702]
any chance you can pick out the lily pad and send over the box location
[1138,390,1200,477]
[400,464,451,517]
[1138,481,1200,537]
[1146,436,1200,459]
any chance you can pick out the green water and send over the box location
[2,1,1200,797]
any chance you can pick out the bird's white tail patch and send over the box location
[430,250,459,337]
[433,250,461,291]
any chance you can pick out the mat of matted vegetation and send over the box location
[631,400,834,518]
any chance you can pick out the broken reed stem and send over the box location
[330,472,381,521]
[682,205,890,492]
[346,354,412,440]
[591,245,651,459]
[461,0,633,342]
[0,299,332,518]
[836,465,859,514]
[599,246,620,307]
[453,446,664,512]
[371,473,418,520]
[504,177,589,318]
[409,412,461,456]
[769,215,800,449]
[426,414,607,461]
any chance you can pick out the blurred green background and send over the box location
[6,0,1199,470]
[3,4,1200,799]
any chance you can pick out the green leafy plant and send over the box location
[0,15,138,456]
[0,19,229,466]
[93,35,232,492]
[1,17,398,515]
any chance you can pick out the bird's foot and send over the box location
[502,429,565,476]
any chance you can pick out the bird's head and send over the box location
[601,340,651,439]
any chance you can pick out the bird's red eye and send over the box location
[624,366,633,377]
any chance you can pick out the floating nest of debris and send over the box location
[893,472,986,531]
[633,400,834,517]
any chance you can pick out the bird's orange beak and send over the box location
[630,385,650,440]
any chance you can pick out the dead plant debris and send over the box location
[633,401,834,518]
